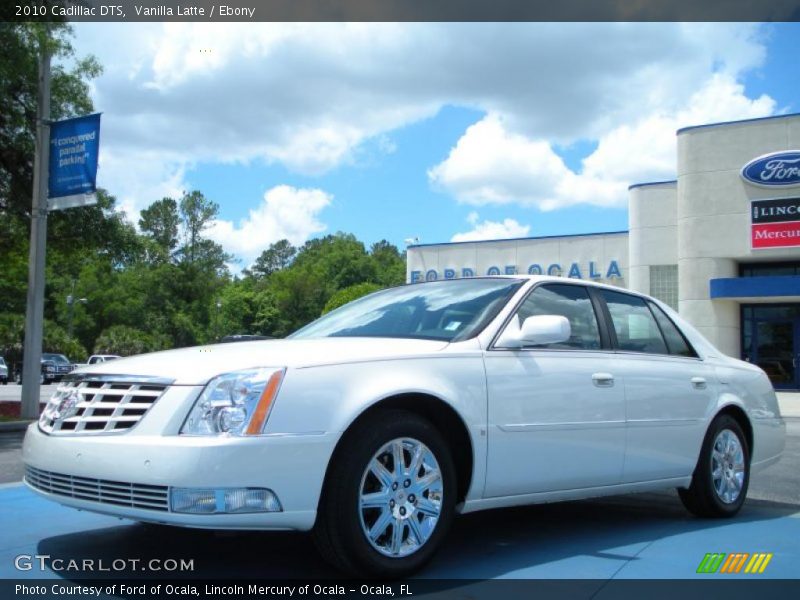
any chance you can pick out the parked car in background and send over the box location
[0,357,8,385]
[73,355,122,369]
[219,334,273,343]
[14,358,53,385]
[23,277,785,577]
[40,353,75,382]
[13,353,80,384]
[88,354,121,364]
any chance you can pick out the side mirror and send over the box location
[496,315,571,348]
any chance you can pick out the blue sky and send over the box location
[74,22,800,268]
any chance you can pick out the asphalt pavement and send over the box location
[0,382,57,404]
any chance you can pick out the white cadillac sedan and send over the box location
[23,277,785,576]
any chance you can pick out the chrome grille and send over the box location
[39,379,167,435]
[25,466,169,512]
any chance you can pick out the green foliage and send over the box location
[139,197,179,262]
[94,325,168,357]
[0,313,25,362]
[247,239,296,278]
[0,26,411,353]
[323,282,383,314]
[42,321,86,361]
[0,313,86,362]
[0,22,101,218]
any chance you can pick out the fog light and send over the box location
[224,488,282,513]
[170,488,217,514]
[170,487,282,514]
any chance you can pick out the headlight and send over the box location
[45,366,55,372]
[180,368,284,436]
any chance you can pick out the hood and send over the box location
[70,337,450,385]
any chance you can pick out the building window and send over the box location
[649,265,678,310]
[739,261,800,277]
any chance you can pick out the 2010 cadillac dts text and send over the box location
[23,277,786,576]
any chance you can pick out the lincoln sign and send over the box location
[751,198,800,249]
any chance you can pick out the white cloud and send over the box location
[69,22,779,221]
[451,212,531,242]
[97,147,188,222]
[430,73,775,211]
[207,185,332,266]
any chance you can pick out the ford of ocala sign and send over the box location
[741,151,800,187]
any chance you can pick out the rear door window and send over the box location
[648,302,697,358]
[600,290,669,355]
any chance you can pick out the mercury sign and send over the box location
[410,260,623,283]
[48,113,101,211]
[741,151,800,187]
[751,198,800,249]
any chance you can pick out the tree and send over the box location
[179,191,218,265]
[370,240,406,287]
[94,325,168,357]
[0,313,25,365]
[0,22,101,218]
[248,239,296,278]
[42,321,86,362]
[1,22,104,317]
[322,282,383,314]
[139,197,179,262]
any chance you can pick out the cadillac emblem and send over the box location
[52,390,79,421]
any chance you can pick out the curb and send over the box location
[0,421,33,432]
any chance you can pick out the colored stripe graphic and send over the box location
[744,553,773,574]
[697,553,726,574]
[697,552,772,574]
[720,553,749,573]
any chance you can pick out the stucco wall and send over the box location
[628,181,678,296]
[677,115,800,356]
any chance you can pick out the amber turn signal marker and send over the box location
[245,370,284,435]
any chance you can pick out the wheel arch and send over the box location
[714,404,754,456]
[320,392,475,508]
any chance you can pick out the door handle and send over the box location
[691,376,707,389]
[592,372,614,387]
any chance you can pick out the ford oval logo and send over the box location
[741,151,800,187]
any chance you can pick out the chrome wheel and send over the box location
[711,428,746,504]
[358,437,443,558]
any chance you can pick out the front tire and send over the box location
[679,414,750,518]
[313,410,456,577]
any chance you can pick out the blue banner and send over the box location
[48,113,101,201]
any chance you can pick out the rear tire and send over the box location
[313,410,456,577]
[678,414,750,518]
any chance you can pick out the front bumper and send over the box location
[22,419,337,531]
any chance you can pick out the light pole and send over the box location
[215,299,222,341]
[20,28,51,419]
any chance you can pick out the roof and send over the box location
[407,230,629,249]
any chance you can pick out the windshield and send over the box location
[42,353,69,364]
[291,279,523,342]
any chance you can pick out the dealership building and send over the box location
[407,113,800,390]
